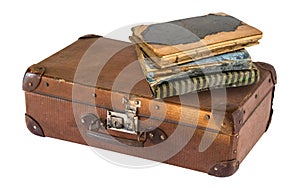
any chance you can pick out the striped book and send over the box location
[153,66,260,99]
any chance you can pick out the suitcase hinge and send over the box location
[107,96,141,134]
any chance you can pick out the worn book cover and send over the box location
[131,13,262,68]
[137,47,252,80]
[136,46,260,98]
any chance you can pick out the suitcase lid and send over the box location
[23,35,276,135]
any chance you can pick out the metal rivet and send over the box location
[149,133,154,138]
[92,93,97,97]
[33,125,37,130]
[81,118,86,124]
[28,82,33,87]
[155,105,160,110]
[214,167,218,171]
[205,114,210,120]
[233,150,237,154]
[160,135,166,140]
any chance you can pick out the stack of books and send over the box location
[130,13,262,98]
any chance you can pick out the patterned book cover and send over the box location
[153,67,260,98]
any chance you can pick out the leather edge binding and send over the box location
[22,65,45,92]
[25,114,45,137]
[265,87,275,132]
[231,109,244,134]
[78,34,102,39]
[208,159,240,177]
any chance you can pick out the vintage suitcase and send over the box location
[23,35,276,177]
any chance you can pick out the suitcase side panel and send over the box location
[236,88,274,162]
[24,75,275,176]
[25,91,235,174]
[234,62,276,162]
[230,65,275,133]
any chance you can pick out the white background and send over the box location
[1,0,299,187]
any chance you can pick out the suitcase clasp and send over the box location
[106,97,141,134]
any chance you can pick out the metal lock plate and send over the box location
[107,97,141,134]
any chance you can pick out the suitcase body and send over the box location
[23,35,276,177]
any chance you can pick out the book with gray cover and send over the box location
[131,13,262,69]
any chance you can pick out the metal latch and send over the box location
[107,97,141,134]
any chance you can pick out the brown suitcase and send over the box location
[23,35,277,177]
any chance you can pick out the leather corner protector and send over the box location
[208,159,239,177]
[23,65,45,92]
[255,62,277,84]
[25,114,45,137]
[78,34,102,39]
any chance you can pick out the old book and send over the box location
[137,46,252,80]
[136,46,259,98]
[131,13,262,68]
